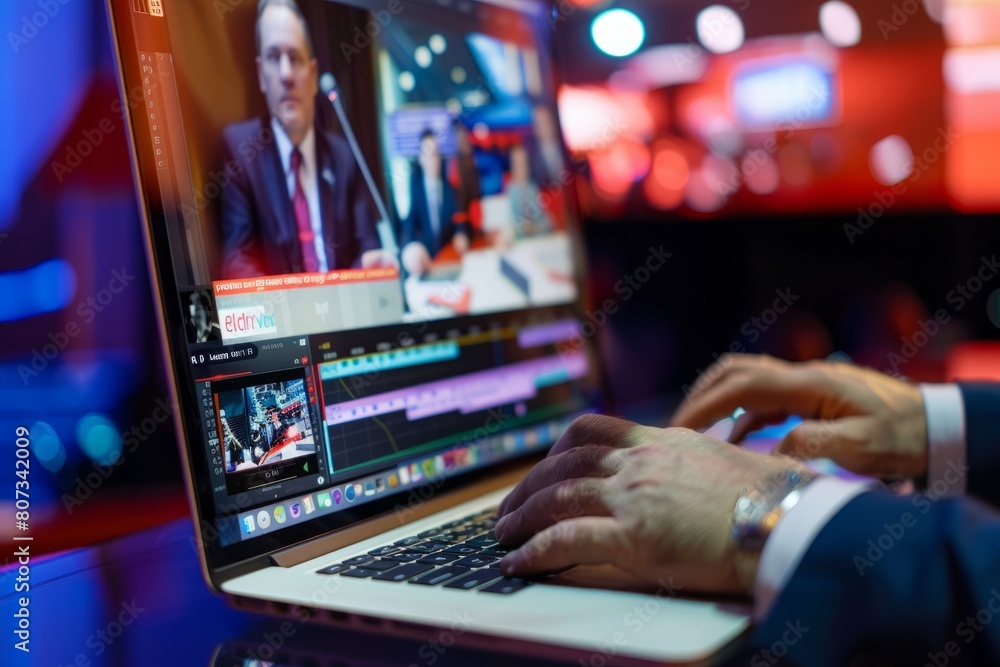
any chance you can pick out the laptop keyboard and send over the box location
[316,507,532,594]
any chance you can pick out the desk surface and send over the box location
[0,519,579,667]
[406,234,577,317]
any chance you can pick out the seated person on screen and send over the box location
[399,130,470,276]
[525,105,565,184]
[450,122,481,213]
[219,0,391,279]
[494,355,1000,665]
[262,406,288,449]
[504,144,553,239]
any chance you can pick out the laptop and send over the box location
[105,0,749,662]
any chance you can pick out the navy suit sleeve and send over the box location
[960,383,1000,508]
[728,490,1000,667]
[219,126,265,278]
[400,165,422,249]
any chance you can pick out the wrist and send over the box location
[731,467,819,596]
[900,383,930,477]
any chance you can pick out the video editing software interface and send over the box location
[116,0,602,552]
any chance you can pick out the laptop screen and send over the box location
[107,0,603,569]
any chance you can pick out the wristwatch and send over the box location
[731,468,819,594]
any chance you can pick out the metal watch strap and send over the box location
[732,468,819,594]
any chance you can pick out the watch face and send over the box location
[752,470,818,522]
[731,468,820,591]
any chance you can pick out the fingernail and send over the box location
[500,553,519,575]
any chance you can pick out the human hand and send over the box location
[495,414,808,595]
[361,249,399,270]
[400,242,431,277]
[671,355,928,478]
[453,232,470,255]
[492,225,515,250]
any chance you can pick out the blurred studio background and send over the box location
[2,0,1000,559]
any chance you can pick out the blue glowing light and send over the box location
[0,258,76,322]
[76,413,122,467]
[32,421,67,472]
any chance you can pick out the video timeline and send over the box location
[316,319,592,477]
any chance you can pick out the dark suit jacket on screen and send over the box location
[400,160,467,258]
[219,117,381,278]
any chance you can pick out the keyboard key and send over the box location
[368,546,402,557]
[466,534,497,544]
[317,563,350,575]
[418,552,460,565]
[372,563,434,582]
[407,542,449,554]
[443,570,503,590]
[465,537,500,549]
[410,566,471,586]
[341,567,381,578]
[417,528,444,538]
[393,536,424,547]
[454,555,499,568]
[481,578,532,595]
[365,559,399,571]
[480,546,511,556]
[444,545,479,555]
[343,556,374,566]
[386,552,424,563]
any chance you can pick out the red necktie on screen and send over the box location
[291,147,320,273]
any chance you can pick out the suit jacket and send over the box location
[523,135,565,185]
[728,383,1000,666]
[401,160,467,258]
[263,420,283,449]
[219,117,381,278]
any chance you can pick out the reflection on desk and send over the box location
[0,519,576,667]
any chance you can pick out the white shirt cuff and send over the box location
[753,477,875,620]
[919,384,967,497]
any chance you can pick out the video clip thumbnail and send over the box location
[213,368,320,495]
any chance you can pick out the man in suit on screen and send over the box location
[220,0,391,279]
[400,130,469,260]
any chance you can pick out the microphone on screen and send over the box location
[319,72,394,237]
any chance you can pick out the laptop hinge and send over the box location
[268,464,529,569]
